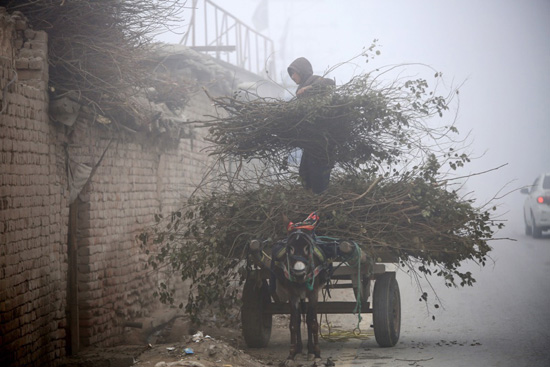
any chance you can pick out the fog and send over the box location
[162,0,550,222]
[153,3,550,363]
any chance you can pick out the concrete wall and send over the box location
[0,8,260,367]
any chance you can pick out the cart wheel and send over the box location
[241,271,272,347]
[373,272,401,347]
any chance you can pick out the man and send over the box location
[287,57,336,194]
[287,57,335,98]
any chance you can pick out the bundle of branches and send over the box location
[4,0,188,130]
[140,59,502,320]
[142,161,500,320]
[205,70,452,171]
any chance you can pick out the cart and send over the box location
[241,241,401,349]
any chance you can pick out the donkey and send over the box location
[270,212,333,363]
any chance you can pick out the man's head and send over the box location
[287,57,313,85]
[290,70,301,84]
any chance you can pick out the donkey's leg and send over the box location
[306,292,321,360]
[296,304,303,354]
[287,298,302,360]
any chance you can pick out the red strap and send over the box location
[287,212,319,233]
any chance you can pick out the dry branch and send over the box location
[202,71,457,175]
[142,166,500,320]
[139,55,500,320]
[5,0,189,132]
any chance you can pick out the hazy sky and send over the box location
[164,0,550,216]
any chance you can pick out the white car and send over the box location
[521,173,550,238]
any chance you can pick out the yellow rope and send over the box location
[319,320,373,342]
[318,313,372,342]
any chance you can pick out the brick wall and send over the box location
[68,93,215,348]
[0,8,248,367]
[1,9,69,366]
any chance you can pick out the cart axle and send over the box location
[265,301,372,315]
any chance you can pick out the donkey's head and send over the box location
[285,230,316,283]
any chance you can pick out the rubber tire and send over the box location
[241,271,272,347]
[373,273,401,347]
[532,212,543,238]
[524,213,533,236]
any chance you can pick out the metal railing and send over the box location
[180,0,276,81]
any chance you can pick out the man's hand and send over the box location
[296,85,312,96]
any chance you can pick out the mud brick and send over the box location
[15,57,29,69]
[23,29,35,40]
[16,69,41,81]
[14,19,27,31]
[27,57,44,70]
[30,42,47,56]
[33,31,47,42]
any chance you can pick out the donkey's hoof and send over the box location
[307,353,321,361]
